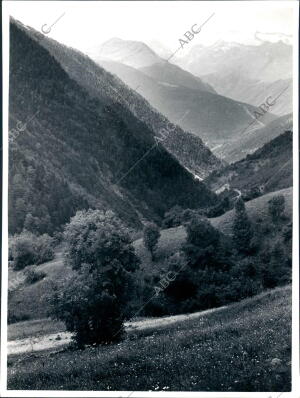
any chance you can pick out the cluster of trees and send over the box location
[48,194,291,348]
[145,195,291,316]
[162,198,231,229]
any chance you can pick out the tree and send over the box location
[51,209,139,347]
[262,241,290,288]
[232,198,253,253]
[268,195,285,223]
[185,215,220,249]
[143,222,161,261]
[162,205,183,228]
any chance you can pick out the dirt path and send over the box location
[8,306,226,355]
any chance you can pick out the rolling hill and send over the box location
[9,20,218,235]
[205,130,293,197]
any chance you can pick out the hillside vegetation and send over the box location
[19,20,223,180]
[8,187,292,322]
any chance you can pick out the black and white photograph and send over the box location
[1,0,299,396]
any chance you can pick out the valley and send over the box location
[6,9,294,394]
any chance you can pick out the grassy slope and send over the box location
[8,187,292,322]
[8,285,291,391]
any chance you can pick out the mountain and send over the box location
[9,20,219,235]
[145,40,173,59]
[88,39,277,152]
[24,30,223,179]
[202,73,292,117]
[176,40,293,116]
[139,62,216,93]
[92,38,216,93]
[88,37,162,68]
[215,113,293,162]
[179,40,292,83]
[205,130,293,199]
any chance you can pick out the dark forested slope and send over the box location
[9,21,217,234]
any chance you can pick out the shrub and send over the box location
[162,205,183,228]
[51,209,140,347]
[10,231,37,270]
[10,231,54,270]
[268,195,285,223]
[25,269,46,284]
[143,222,161,261]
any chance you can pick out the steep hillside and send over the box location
[90,38,215,94]
[205,131,293,198]
[87,38,276,149]
[216,113,293,162]
[9,20,218,234]
[139,62,216,93]
[20,24,224,179]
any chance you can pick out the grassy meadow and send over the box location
[8,286,291,391]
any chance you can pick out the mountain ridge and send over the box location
[9,19,218,235]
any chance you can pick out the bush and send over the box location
[10,231,37,270]
[10,231,54,270]
[25,269,46,284]
[50,209,140,347]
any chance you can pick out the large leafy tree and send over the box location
[51,209,140,347]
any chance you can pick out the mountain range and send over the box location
[88,38,277,155]
[9,20,219,235]
[174,40,293,116]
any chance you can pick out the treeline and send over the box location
[144,195,291,316]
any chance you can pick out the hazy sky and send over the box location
[4,1,297,54]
